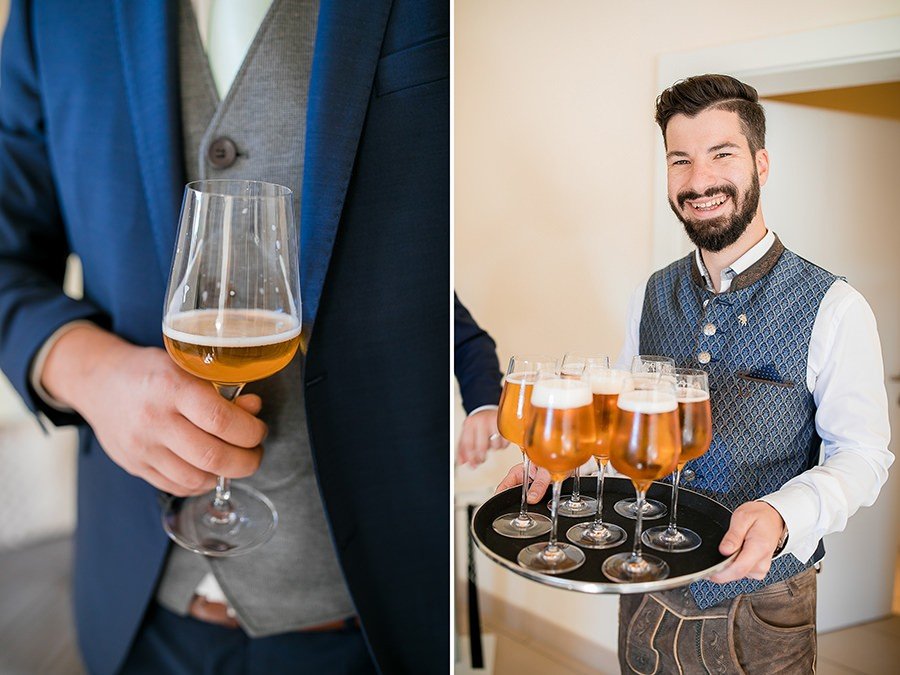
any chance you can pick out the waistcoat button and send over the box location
[207,137,238,169]
[703,323,716,336]
[698,351,711,364]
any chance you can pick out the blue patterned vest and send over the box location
[639,236,837,609]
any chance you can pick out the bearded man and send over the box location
[499,74,892,673]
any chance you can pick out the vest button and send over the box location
[698,351,711,364]
[703,323,716,336]
[207,137,238,169]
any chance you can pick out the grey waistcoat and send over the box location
[155,0,356,637]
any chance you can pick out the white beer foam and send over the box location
[677,387,710,403]
[617,388,677,413]
[505,372,538,385]
[590,370,629,395]
[163,309,301,347]
[531,378,592,409]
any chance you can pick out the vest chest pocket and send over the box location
[730,372,807,456]
[375,36,449,96]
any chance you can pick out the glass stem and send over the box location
[211,382,245,512]
[594,459,607,525]
[517,450,532,520]
[571,466,581,501]
[632,487,647,560]
[547,480,562,552]
[667,465,683,535]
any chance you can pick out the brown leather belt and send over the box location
[187,596,358,632]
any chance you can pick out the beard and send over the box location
[668,170,760,252]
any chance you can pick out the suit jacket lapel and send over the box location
[113,0,185,286]
[300,0,393,332]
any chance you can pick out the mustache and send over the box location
[677,184,738,209]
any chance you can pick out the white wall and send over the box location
[455,1,900,666]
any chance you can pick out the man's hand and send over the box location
[457,408,508,467]
[495,462,552,503]
[709,500,786,584]
[42,324,268,497]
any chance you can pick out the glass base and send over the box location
[602,552,669,583]
[614,497,667,520]
[492,512,552,538]
[162,483,278,557]
[642,525,702,553]
[566,521,627,549]
[518,542,585,575]
[555,495,599,518]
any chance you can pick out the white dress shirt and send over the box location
[617,230,893,563]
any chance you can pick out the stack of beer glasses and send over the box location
[643,368,712,552]
[517,365,596,574]
[491,355,557,538]
[565,364,628,549]
[602,373,681,582]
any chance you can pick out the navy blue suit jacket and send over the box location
[454,294,502,413]
[0,1,448,673]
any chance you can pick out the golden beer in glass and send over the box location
[518,377,596,574]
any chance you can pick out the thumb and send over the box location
[719,511,754,556]
[234,394,263,415]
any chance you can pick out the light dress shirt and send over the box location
[616,229,893,563]
[32,0,275,607]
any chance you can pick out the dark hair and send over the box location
[655,74,766,154]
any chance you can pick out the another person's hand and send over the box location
[456,408,507,467]
[495,462,552,503]
[709,500,786,584]
[42,324,268,497]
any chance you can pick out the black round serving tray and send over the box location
[471,476,735,594]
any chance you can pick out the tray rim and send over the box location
[470,479,738,595]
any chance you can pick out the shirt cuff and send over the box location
[757,486,819,563]
[30,320,97,412]
[467,404,498,417]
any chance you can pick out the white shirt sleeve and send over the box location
[759,280,894,562]
[615,281,646,370]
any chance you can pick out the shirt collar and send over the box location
[694,229,776,293]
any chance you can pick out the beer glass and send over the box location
[644,368,712,552]
[161,180,301,556]
[602,375,680,582]
[491,356,557,538]
[566,365,628,549]
[613,354,676,520]
[555,352,604,517]
[518,374,596,574]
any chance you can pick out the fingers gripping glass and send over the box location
[161,180,301,556]
[643,368,712,553]
[491,356,557,538]
[613,355,675,521]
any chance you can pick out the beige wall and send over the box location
[455,1,900,666]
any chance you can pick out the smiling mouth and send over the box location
[687,194,729,212]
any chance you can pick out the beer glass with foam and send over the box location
[517,374,596,574]
[492,355,557,538]
[161,180,301,556]
[565,365,628,549]
[555,353,604,517]
[602,375,680,582]
[613,354,676,521]
[643,368,712,552]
